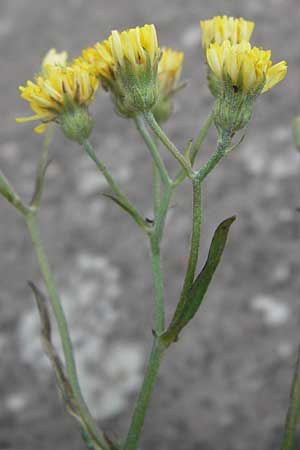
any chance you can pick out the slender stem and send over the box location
[123,341,164,450]
[123,181,174,450]
[82,140,126,199]
[82,139,146,231]
[173,111,214,186]
[26,213,109,450]
[134,116,170,187]
[197,130,232,182]
[26,214,80,393]
[152,161,161,216]
[169,179,202,325]
[143,112,193,178]
[280,346,300,450]
[183,180,202,288]
[149,237,165,334]
[153,185,174,243]
[182,180,202,292]
[149,182,174,333]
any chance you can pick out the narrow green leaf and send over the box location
[225,132,246,155]
[31,124,54,208]
[102,193,148,230]
[28,282,77,411]
[181,215,235,325]
[183,139,193,163]
[160,216,236,346]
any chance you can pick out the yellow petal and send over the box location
[34,123,49,133]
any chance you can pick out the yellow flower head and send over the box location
[82,24,160,116]
[206,40,287,93]
[83,24,159,82]
[200,16,255,48]
[158,47,184,97]
[16,62,98,134]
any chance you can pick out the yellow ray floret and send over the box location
[158,47,184,96]
[200,16,255,48]
[16,63,98,133]
[82,24,159,82]
[206,40,287,93]
[42,48,68,70]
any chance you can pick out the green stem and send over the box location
[169,179,202,325]
[123,181,174,450]
[134,116,170,187]
[280,346,300,450]
[173,111,214,186]
[197,130,231,182]
[149,182,174,333]
[82,139,146,230]
[123,341,164,450]
[183,180,202,289]
[26,212,109,450]
[143,112,193,178]
[152,161,161,216]
[153,185,174,243]
[149,237,165,334]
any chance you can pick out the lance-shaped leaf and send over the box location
[160,216,236,347]
[28,282,113,450]
[0,169,27,214]
[28,282,79,411]
[30,124,54,209]
[102,193,148,231]
[183,139,193,163]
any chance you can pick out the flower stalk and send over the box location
[173,110,214,186]
[143,111,194,178]
[133,115,171,187]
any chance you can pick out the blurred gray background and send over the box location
[0,0,300,449]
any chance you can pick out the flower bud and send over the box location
[60,102,93,144]
[82,24,160,118]
[205,40,287,133]
[200,16,255,98]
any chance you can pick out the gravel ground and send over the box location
[0,0,300,449]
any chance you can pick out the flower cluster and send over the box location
[16,17,287,141]
[81,24,160,116]
[200,16,287,133]
[206,40,287,94]
[16,55,98,141]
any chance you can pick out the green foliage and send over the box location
[160,216,236,347]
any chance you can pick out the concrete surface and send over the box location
[0,0,300,449]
